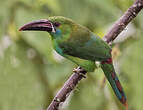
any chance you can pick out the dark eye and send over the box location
[54,22,60,27]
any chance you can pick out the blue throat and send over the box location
[51,29,62,39]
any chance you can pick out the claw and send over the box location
[73,67,87,78]
[79,73,86,78]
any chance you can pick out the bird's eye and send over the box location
[54,22,61,27]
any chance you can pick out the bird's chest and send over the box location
[52,40,64,56]
[52,38,76,57]
[52,31,92,57]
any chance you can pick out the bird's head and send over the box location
[19,16,75,39]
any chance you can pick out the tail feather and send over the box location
[101,58,127,108]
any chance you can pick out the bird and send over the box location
[19,16,128,109]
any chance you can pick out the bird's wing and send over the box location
[60,34,111,61]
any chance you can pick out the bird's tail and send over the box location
[101,58,128,109]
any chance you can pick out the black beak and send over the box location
[19,19,55,32]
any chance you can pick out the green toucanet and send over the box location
[19,16,128,108]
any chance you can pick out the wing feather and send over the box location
[59,33,111,61]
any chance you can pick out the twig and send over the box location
[103,0,143,43]
[47,67,87,110]
[46,0,143,110]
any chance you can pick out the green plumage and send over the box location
[49,17,127,107]
[49,16,111,71]
[20,16,128,108]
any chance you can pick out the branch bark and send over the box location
[104,0,143,43]
[46,0,143,110]
[47,67,86,110]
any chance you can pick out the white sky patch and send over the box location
[113,23,136,43]
[0,35,12,58]
[52,50,65,62]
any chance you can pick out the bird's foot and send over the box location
[79,73,86,78]
[73,67,87,78]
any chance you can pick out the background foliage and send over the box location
[0,0,143,110]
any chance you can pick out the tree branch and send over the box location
[104,0,143,43]
[46,0,143,110]
[47,67,86,110]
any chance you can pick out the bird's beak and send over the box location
[19,19,55,32]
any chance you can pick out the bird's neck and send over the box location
[51,29,62,39]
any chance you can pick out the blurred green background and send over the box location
[0,0,143,110]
